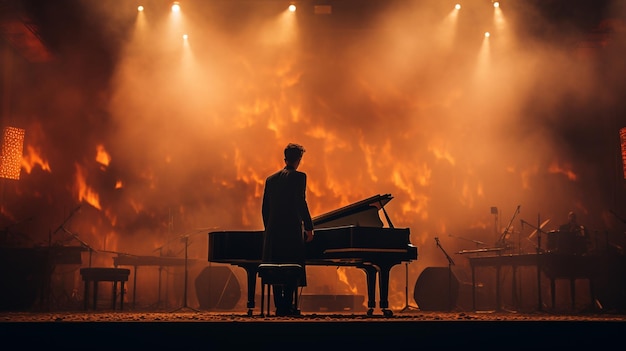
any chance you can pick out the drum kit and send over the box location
[521,218,591,255]
[457,212,591,256]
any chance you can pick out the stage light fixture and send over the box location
[0,126,25,180]
[493,1,500,8]
[137,5,144,12]
[455,4,461,10]
[171,2,181,13]
[288,4,296,12]
[314,5,332,15]
[619,127,626,179]
[484,32,491,38]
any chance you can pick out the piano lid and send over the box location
[312,194,395,229]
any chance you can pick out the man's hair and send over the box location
[284,143,305,163]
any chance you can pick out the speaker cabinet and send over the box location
[413,266,460,311]
[195,266,241,310]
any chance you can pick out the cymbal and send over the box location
[528,219,550,239]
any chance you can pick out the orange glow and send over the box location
[75,163,101,210]
[5,1,620,311]
[95,144,111,167]
[21,144,51,174]
[337,268,359,295]
[548,161,578,181]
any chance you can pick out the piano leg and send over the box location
[237,263,260,316]
[377,263,394,317]
[360,264,395,317]
[360,265,377,316]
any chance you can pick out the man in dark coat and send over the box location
[261,143,314,316]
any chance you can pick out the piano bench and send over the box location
[258,263,303,317]
[80,267,130,311]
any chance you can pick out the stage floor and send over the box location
[2,310,625,349]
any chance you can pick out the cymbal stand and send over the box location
[170,235,198,312]
[399,261,419,312]
[498,205,520,249]
[435,237,456,312]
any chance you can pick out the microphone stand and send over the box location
[170,234,198,312]
[399,261,419,312]
[497,205,520,251]
[53,206,81,235]
[521,216,547,311]
[62,228,96,267]
[435,237,456,312]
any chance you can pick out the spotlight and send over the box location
[171,1,181,12]
[484,32,491,38]
[288,4,296,12]
[493,1,500,8]
[137,5,144,12]
[455,4,461,10]
[183,34,188,40]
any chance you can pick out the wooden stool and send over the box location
[258,263,302,316]
[80,267,130,311]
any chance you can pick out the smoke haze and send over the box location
[1,0,625,309]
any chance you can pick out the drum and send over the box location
[546,230,559,252]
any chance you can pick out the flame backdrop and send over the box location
[1,0,625,309]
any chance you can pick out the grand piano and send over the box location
[208,193,418,316]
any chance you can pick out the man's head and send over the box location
[284,143,305,166]
[568,211,577,223]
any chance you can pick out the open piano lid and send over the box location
[312,194,395,229]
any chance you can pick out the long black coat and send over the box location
[261,165,314,285]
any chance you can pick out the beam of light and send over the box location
[472,30,492,95]
[437,4,461,50]
[258,5,299,46]
[170,1,183,28]
[133,2,148,38]
[493,3,507,36]
[171,2,181,13]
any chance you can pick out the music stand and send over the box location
[170,234,198,312]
